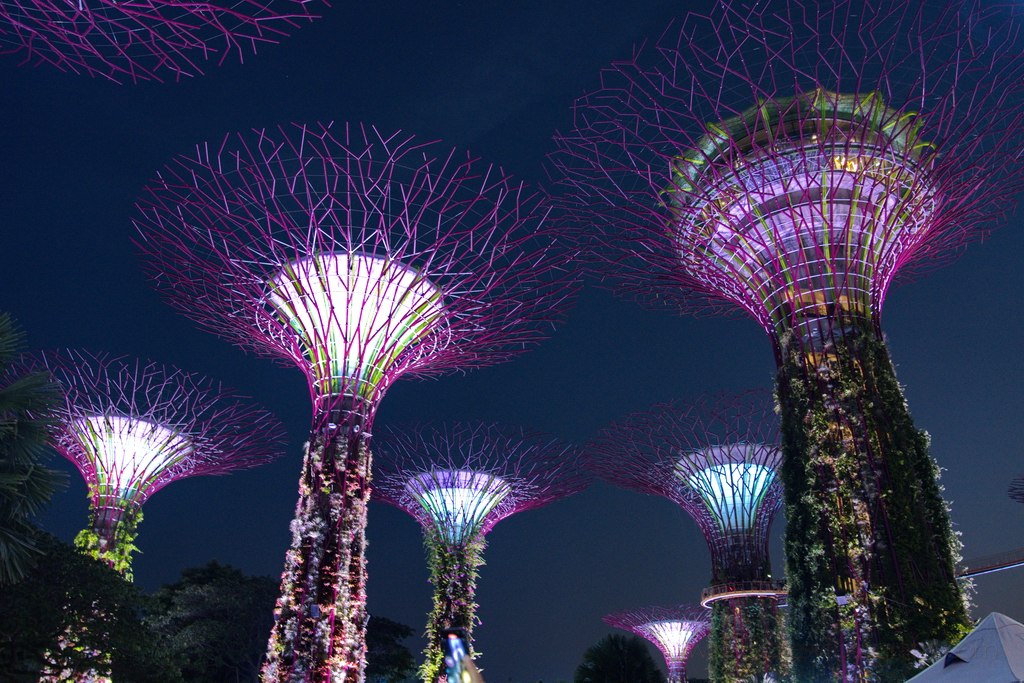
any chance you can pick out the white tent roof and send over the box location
[907,613,1024,682]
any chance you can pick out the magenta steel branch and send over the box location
[604,604,710,683]
[373,422,587,681]
[133,123,575,682]
[0,0,321,82]
[35,349,284,576]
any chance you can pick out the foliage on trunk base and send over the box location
[776,317,969,681]
[421,530,485,683]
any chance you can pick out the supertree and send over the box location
[36,349,284,578]
[0,0,320,83]
[550,0,1024,677]
[591,392,787,682]
[373,422,586,682]
[133,122,575,682]
[604,605,710,683]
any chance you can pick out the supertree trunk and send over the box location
[73,506,142,580]
[421,530,485,683]
[776,315,969,681]
[709,598,786,683]
[263,417,372,683]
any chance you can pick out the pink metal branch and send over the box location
[135,122,576,429]
[550,0,1024,346]
[373,422,588,542]
[37,349,284,512]
[0,0,322,82]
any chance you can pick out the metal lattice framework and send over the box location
[36,349,284,574]
[375,422,586,540]
[590,391,782,589]
[604,605,710,683]
[374,422,587,681]
[0,0,321,82]
[551,0,1024,350]
[134,122,575,683]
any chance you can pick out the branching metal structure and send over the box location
[591,391,786,682]
[37,350,283,578]
[134,122,575,683]
[551,1,1024,677]
[604,605,710,683]
[0,0,320,82]
[374,422,586,683]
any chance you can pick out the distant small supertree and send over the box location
[0,0,320,82]
[373,422,587,683]
[591,391,786,682]
[36,350,284,578]
[549,0,1024,676]
[134,123,574,682]
[604,605,710,683]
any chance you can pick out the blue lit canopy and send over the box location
[677,444,779,533]
[405,469,512,545]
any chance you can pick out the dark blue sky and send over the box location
[3,1,1023,680]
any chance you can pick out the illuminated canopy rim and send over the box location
[405,469,512,545]
[671,89,933,195]
[69,414,194,509]
[677,443,782,534]
[265,251,447,401]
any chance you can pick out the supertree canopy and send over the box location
[604,605,710,683]
[134,122,575,683]
[591,391,787,682]
[551,1,1024,677]
[0,0,320,82]
[373,422,587,683]
[36,350,284,578]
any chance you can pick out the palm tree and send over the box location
[0,313,63,584]
[574,634,664,683]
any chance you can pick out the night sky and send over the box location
[3,1,1024,681]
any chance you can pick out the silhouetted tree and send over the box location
[365,615,416,683]
[0,313,63,584]
[147,562,278,682]
[574,634,663,683]
[0,533,180,681]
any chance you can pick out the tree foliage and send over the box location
[146,561,278,683]
[0,312,64,584]
[777,322,970,680]
[366,615,416,683]
[574,634,663,683]
[0,533,180,682]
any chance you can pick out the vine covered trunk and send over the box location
[75,505,142,580]
[776,315,969,681]
[263,416,372,683]
[709,598,786,683]
[421,532,485,683]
